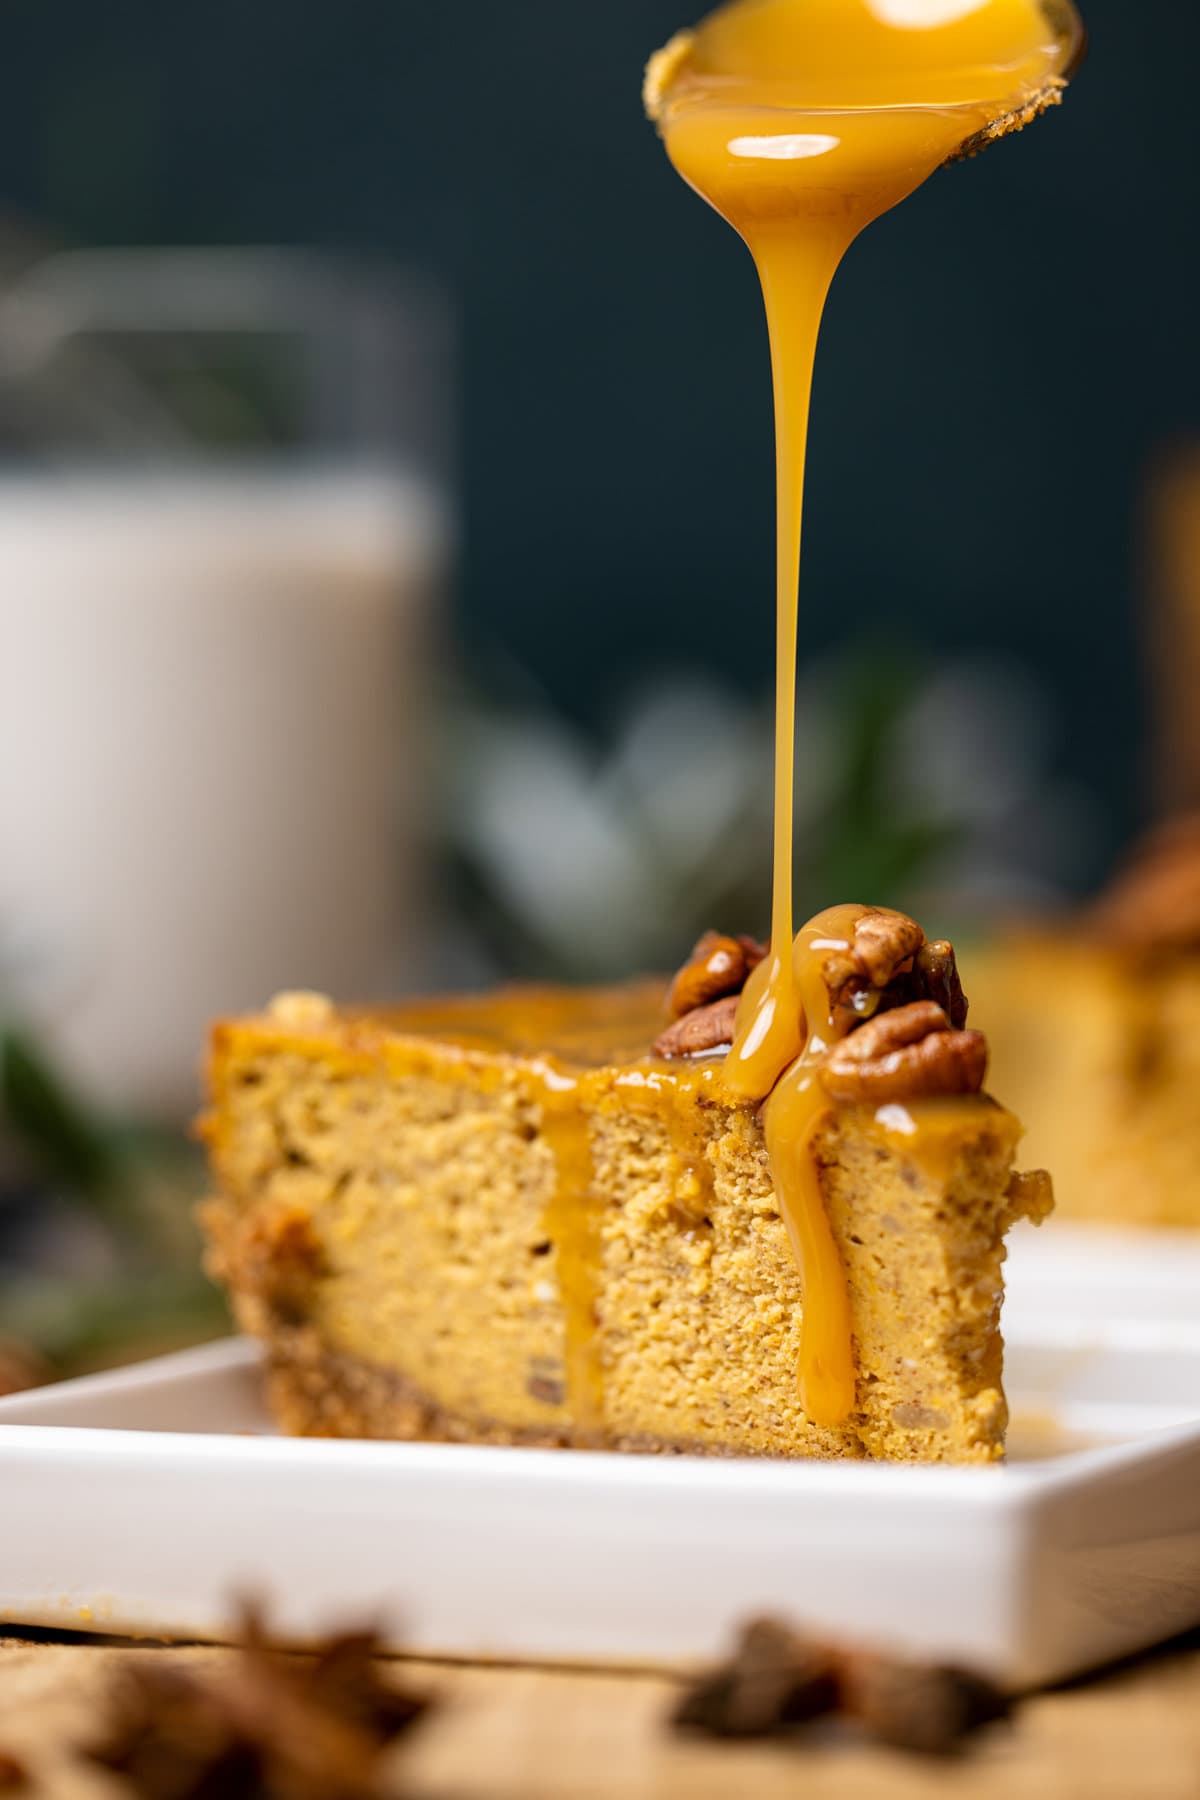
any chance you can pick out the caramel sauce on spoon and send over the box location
[647,0,1082,1427]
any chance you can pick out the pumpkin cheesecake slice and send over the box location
[970,815,1200,1229]
[200,907,1050,1464]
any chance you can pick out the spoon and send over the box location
[646,0,1087,166]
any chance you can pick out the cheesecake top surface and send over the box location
[215,977,1018,1165]
[234,979,680,1073]
[221,913,1007,1125]
[351,981,674,1068]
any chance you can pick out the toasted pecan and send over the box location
[668,931,762,1020]
[821,909,926,1023]
[852,909,926,986]
[654,994,740,1059]
[819,1001,987,1105]
[914,940,969,1030]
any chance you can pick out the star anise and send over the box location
[0,1752,27,1792]
[673,1616,1011,1757]
[672,1618,838,1738]
[84,1605,431,1799]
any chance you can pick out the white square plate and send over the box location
[0,1224,1197,1689]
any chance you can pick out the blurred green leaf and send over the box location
[0,1021,206,1264]
[0,1026,121,1199]
[0,1268,227,1372]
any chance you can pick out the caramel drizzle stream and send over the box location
[532,1061,607,1445]
[652,3,1082,1431]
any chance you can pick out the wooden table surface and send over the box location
[0,1630,1197,1799]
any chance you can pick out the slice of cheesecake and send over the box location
[200,911,1049,1465]
[968,815,1200,1230]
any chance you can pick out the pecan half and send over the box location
[914,940,969,1030]
[821,908,926,1023]
[820,1001,987,1104]
[654,994,740,1059]
[667,931,764,1020]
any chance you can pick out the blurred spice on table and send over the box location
[0,1751,27,1792]
[84,1605,432,1800]
[674,1616,1012,1757]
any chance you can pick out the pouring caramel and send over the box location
[646,0,1082,1426]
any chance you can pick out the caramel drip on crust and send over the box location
[530,1060,607,1446]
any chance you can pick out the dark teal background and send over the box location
[2,1,1196,877]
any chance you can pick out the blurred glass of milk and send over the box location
[0,250,452,1116]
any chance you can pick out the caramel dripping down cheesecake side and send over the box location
[200,908,1051,1464]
